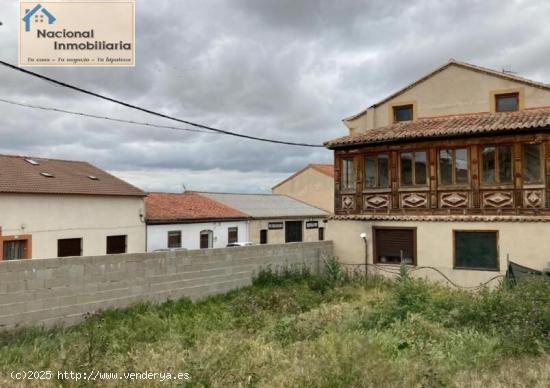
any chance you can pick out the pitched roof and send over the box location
[272,163,334,190]
[145,192,249,223]
[344,59,550,121]
[198,192,328,218]
[0,154,145,196]
[326,107,550,149]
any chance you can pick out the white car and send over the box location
[226,242,255,247]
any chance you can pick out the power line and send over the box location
[0,60,324,148]
[0,98,215,135]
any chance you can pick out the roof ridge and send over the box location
[0,153,90,164]
[194,191,280,196]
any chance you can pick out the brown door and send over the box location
[373,228,416,265]
[318,227,325,241]
[200,230,213,249]
[260,229,268,244]
[228,227,238,244]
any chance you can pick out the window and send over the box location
[228,227,238,244]
[107,235,127,254]
[393,104,413,122]
[482,145,512,184]
[364,154,390,189]
[285,221,303,243]
[439,148,469,185]
[495,93,519,112]
[57,238,82,257]
[373,228,416,265]
[167,231,181,248]
[260,229,268,245]
[2,240,27,260]
[341,158,355,190]
[400,151,427,186]
[318,227,325,241]
[200,230,213,249]
[454,231,499,271]
[523,143,542,184]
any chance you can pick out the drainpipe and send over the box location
[360,232,368,278]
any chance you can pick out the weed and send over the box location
[0,269,549,387]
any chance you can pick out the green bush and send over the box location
[365,274,550,356]
[253,263,312,287]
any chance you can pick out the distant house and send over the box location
[146,192,328,249]
[272,164,334,212]
[0,154,146,260]
[145,192,250,250]
[199,192,328,245]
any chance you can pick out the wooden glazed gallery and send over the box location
[332,131,550,216]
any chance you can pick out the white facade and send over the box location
[146,220,250,251]
[0,193,146,259]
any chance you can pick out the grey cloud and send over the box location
[1,0,549,192]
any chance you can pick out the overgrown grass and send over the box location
[0,261,549,387]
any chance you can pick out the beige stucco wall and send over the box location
[327,219,550,287]
[0,194,145,259]
[272,168,334,213]
[345,64,550,133]
[248,218,326,245]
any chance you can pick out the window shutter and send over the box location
[375,229,415,264]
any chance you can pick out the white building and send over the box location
[0,154,146,260]
[199,192,328,245]
[145,192,250,250]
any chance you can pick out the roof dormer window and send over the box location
[393,104,414,123]
[40,172,54,178]
[495,93,519,112]
[25,158,39,165]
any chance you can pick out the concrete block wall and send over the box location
[0,241,333,330]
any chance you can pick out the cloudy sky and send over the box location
[1,0,550,193]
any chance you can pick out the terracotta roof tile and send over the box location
[326,108,550,148]
[0,154,145,196]
[145,192,250,223]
